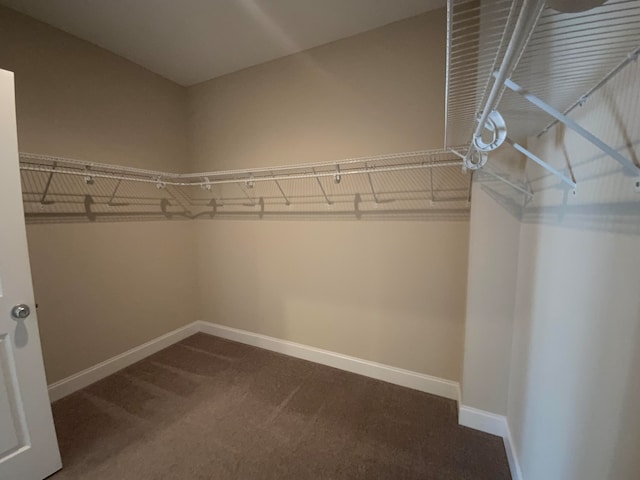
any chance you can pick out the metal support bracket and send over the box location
[506,138,576,191]
[312,168,332,205]
[107,179,129,207]
[236,182,256,207]
[40,161,57,207]
[272,175,290,206]
[504,77,640,177]
[365,164,393,206]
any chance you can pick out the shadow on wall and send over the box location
[478,60,640,236]
[477,137,640,236]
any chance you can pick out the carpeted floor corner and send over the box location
[49,333,511,479]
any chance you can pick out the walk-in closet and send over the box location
[0,1,638,479]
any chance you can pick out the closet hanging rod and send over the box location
[20,155,463,187]
[20,148,462,182]
[177,149,459,179]
[19,152,169,177]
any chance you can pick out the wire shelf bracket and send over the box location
[504,77,640,178]
[446,0,640,198]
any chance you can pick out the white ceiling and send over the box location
[1,0,445,86]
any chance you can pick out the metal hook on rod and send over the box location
[246,174,255,189]
[84,166,95,185]
[201,177,212,191]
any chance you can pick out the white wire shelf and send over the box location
[445,0,640,192]
[504,0,640,140]
[19,149,472,223]
[445,0,518,147]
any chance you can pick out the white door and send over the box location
[0,70,62,479]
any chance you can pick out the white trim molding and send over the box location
[48,320,460,403]
[196,321,460,400]
[504,425,523,480]
[47,322,199,402]
[458,405,523,480]
[458,405,508,437]
[48,321,526,474]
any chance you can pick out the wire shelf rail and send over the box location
[19,149,471,223]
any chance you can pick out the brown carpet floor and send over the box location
[49,333,510,479]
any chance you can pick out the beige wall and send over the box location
[0,7,188,172]
[187,10,446,171]
[26,222,196,383]
[196,220,468,380]
[188,10,469,381]
[506,60,640,480]
[461,183,520,414]
[0,6,197,383]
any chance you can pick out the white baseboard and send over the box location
[458,405,522,480]
[504,425,523,480]
[48,320,459,403]
[458,405,508,437]
[48,320,521,474]
[196,320,460,401]
[47,322,199,402]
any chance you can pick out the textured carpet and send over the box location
[50,333,511,479]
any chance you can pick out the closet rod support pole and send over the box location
[504,78,640,176]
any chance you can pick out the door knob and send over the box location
[11,304,30,320]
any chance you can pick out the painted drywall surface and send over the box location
[26,222,197,383]
[187,10,446,171]
[196,219,469,380]
[0,6,188,172]
[188,10,469,380]
[461,183,520,414]
[507,61,640,479]
[0,6,196,384]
